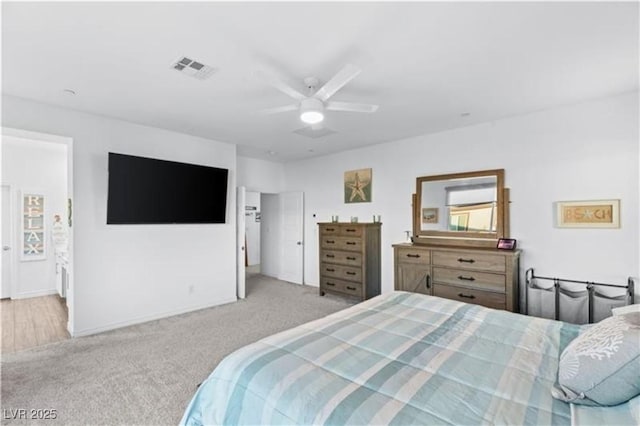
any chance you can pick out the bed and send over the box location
[181,291,639,425]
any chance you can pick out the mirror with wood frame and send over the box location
[413,169,508,247]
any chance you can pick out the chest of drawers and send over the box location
[318,223,381,301]
[393,243,520,312]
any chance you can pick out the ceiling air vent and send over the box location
[171,56,217,80]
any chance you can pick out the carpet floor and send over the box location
[1,275,354,425]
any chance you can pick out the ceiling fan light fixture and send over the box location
[300,110,324,124]
[299,98,325,124]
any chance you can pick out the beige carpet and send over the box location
[0,275,354,425]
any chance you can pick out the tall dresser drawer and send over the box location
[433,284,505,310]
[320,236,362,252]
[320,277,363,297]
[321,263,362,282]
[432,251,505,273]
[321,250,362,267]
[432,267,505,293]
[340,226,363,237]
[320,225,340,236]
[396,248,431,265]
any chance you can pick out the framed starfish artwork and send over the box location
[344,168,372,203]
[556,199,620,228]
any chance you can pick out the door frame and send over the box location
[1,127,75,335]
[236,186,246,299]
[1,184,16,299]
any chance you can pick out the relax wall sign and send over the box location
[22,193,46,261]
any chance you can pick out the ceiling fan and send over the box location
[260,64,379,125]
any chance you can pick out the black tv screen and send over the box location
[107,153,228,224]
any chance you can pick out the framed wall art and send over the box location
[344,168,372,203]
[556,199,620,228]
[21,191,47,261]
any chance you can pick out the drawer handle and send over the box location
[346,271,356,276]
[457,258,475,264]
[326,228,335,232]
[326,254,335,258]
[326,282,336,287]
[326,268,336,272]
[346,229,356,232]
[346,242,357,245]
[326,240,335,244]
[458,293,476,299]
[457,275,476,282]
[406,254,420,258]
[346,256,356,260]
[346,286,357,291]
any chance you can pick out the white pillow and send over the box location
[612,304,640,316]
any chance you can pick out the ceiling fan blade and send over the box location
[326,101,379,113]
[259,104,298,115]
[314,64,361,102]
[263,73,306,101]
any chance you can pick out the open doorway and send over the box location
[236,188,304,299]
[1,128,74,352]
[245,191,261,278]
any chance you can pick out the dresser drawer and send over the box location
[432,267,505,293]
[320,263,362,282]
[433,284,505,310]
[432,251,505,272]
[320,236,362,252]
[396,247,430,265]
[320,277,363,297]
[340,225,363,237]
[320,225,340,236]
[321,250,362,267]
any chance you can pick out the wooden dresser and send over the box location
[318,223,381,301]
[393,243,520,312]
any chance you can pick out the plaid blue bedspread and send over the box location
[181,291,626,425]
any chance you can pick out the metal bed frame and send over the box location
[525,268,635,324]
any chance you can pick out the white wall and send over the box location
[284,92,639,309]
[236,156,284,193]
[2,95,238,336]
[1,137,67,298]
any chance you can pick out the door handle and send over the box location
[2,246,10,251]
[296,241,302,245]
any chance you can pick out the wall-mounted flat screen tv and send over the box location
[107,152,228,224]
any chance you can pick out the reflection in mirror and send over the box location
[420,176,497,233]
[414,169,506,244]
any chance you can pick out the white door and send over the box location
[1,185,12,298]
[236,187,246,299]
[279,192,304,284]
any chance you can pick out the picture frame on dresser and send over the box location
[497,238,517,250]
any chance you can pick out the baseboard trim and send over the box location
[72,296,238,337]
[13,289,58,299]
